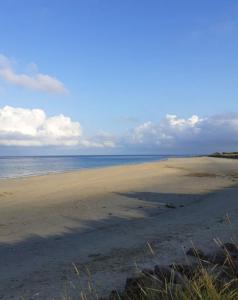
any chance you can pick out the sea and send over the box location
[0,155,186,179]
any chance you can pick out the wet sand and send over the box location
[1,157,238,299]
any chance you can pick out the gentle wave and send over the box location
[0,155,186,179]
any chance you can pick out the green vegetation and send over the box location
[209,152,238,159]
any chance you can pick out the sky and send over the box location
[0,0,238,155]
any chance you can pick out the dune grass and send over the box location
[63,216,238,300]
[63,240,238,300]
[126,267,238,300]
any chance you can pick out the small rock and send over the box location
[154,266,171,279]
[142,268,154,276]
[186,248,206,259]
[222,243,238,254]
[125,276,144,290]
[109,290,122,300]
[165,203,176,209]
[88,253,101,258]
[215,265,235,283]
[124,275,160,299]
[206,251,227,265]
[154,265,185,284]
[171,264,198,279]
[154,266,173,280]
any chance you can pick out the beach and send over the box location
[1,156,238,299]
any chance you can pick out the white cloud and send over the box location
[127,113,238,153]
[130,114,202,145]
[85,131,116,148]
[0,55,67,94]
[0,106,81,146]
[0,106,116,148]
[1,106,238,153]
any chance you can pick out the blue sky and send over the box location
[0,0,238,154]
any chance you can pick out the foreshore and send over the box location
[1,157,238,299]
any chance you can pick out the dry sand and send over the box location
[1,156,238,299]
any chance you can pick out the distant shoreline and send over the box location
[208,152,238,159]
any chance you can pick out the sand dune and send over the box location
[1,157,238,299]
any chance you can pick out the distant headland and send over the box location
[209,152,238,159]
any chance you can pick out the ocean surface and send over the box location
[0,155,185,179]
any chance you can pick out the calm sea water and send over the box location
[0,155,185,179]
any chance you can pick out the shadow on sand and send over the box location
[0,186,237,298]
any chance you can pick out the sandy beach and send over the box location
[1,156,238,299]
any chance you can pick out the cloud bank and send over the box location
[127,114,238,153]
[130,114,202,146]
[0,55,67,94]
[0,105,238,153]
[0,106,116,148]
